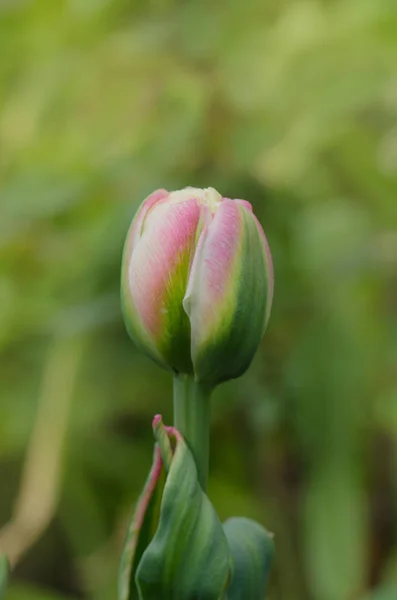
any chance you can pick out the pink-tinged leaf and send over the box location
[118,445,165,600]
[118,416,231,600]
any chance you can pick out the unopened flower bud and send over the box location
[121,187,273,386]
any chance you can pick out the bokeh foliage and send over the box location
[0,1,396,599]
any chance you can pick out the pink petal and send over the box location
[235,199,253,212]
[124,189,169,258]
[184,200,243,340]
[128,197,203,338]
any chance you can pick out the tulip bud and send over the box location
[121,187,273,386]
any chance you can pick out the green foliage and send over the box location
[0,0,396,599]
[124,421,230,600]
[120,420,274,599]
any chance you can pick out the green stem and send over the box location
[173,374,212,491]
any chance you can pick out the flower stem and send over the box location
[173,374,212,491]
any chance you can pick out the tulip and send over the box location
[121,186,273,388]
[119,189,276,597]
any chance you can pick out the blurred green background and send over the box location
[0,1,396,599]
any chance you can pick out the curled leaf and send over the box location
[118,443,165,600]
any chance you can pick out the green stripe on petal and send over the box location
[156,243,194,375]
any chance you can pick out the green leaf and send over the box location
[223,518,274,600]
[0,555,8,600]
[119,416,231,600]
